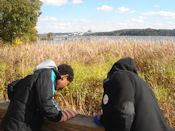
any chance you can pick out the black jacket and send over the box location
[1,69,62,131]
[100,57,171,131]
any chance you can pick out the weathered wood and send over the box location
[0,102,104,131]
[42,115,104,131]
[0,102,8,120]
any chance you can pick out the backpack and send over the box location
[6,68,60,100]
[7,71,40,101]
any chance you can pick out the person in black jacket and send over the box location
[0,60,77,131]
[100,57,172,131]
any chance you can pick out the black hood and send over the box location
[107,57,138,78]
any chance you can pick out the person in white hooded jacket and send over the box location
[1,59,77,131]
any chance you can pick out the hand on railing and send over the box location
[92,115,101,126]
[60,109,78,122]
[92,112,103,127]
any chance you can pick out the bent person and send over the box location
[0,59,77,131]
[100,57,172,131]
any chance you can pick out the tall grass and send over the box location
[0,39,175,127]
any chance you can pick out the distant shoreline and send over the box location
[37,36,175,44]
[39,29,175,36]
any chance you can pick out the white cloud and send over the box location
[39,16,57,22]
[97,5,113,12]
[131,16,145,23]
[116,6,135,14]
[40,0,67,6]
[80,18,88,22]
[153,5,160,8]
[144,11,175,17]
[119,17,175,29]
[37,14,175,33]
[37,19,175,33]
[37,15,92,33]
[117,6,129,12]
[72,0,83,4]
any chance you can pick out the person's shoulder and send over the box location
[35,68,52,74]
[112,70,130,79]
[34,69,54,79]
[110,70,139,85]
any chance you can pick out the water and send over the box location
[37,36,175,44]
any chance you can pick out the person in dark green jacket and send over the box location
[0,60,77,131]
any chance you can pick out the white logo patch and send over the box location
[103,94,109,105]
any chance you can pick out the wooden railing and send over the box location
[0,102,104,131]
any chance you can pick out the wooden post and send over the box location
[0,102,104,131]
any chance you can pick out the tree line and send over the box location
[90,29,175,36]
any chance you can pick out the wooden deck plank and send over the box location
[0,102,104,131]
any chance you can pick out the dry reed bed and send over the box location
[0,39,175,127]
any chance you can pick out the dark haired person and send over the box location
[99,57,172,131]
[0,60,77,131]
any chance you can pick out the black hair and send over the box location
[57,64,74,82]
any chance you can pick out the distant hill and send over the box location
[39,29,175,38]
[89,29,175,36]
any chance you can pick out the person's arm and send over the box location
[101,72,135,131]
[35,69,77,122]
[35,69,62,122]
[60,109,78,122]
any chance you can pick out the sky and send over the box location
[36,0,175,33]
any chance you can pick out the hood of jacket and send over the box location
[35,59,57,71]
[107,57,138,78]
[34,59,61,80]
